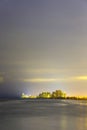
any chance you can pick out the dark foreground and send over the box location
[0,99,87,130]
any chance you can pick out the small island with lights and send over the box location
[21,89,87,100]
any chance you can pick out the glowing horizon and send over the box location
[0,0,87,97]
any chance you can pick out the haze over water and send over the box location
[0,0,87,97]
[0,99,87,130]
[0,1,87,129]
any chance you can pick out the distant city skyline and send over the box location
[0,0,87,97]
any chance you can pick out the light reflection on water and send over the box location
[0,99,87,130]
[0,116,87,130]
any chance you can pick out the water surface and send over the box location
[0,99,87,130]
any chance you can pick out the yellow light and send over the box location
[21,75,87,83]
[76,76,87,80]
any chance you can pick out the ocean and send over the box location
[0,99,87,130]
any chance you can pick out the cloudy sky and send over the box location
[0,0,87,97]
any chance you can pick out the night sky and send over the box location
[0,0,87,97]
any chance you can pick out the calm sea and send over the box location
[0,99,87,130]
